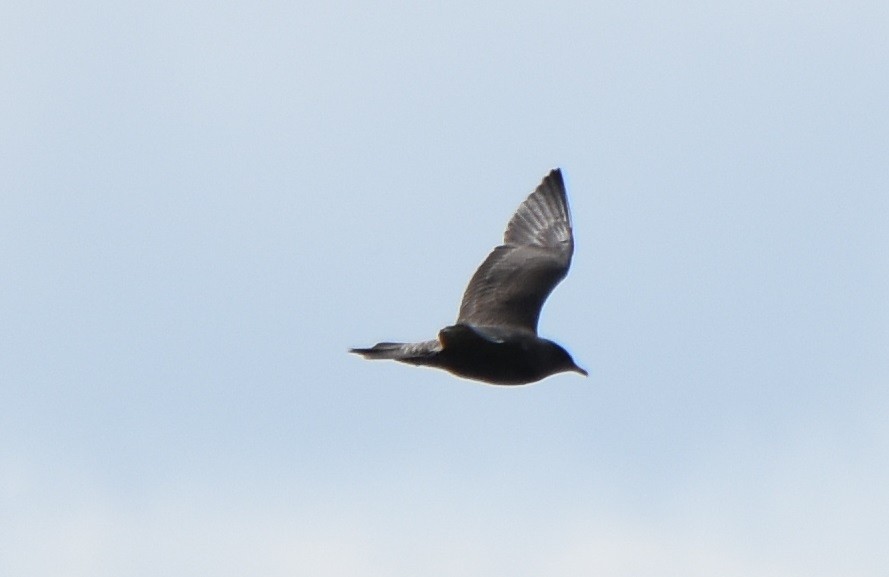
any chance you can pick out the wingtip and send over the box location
[546,167,564,186]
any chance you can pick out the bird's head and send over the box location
[543,341,588,378]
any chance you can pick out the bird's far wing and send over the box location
[456,169,575,333]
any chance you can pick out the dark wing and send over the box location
[456,169,575,334]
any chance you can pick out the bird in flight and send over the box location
[351,169,586,385]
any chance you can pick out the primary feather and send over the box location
[456,169,574,333]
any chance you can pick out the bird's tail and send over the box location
[349,340,441,365]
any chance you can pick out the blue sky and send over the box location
[2,1,888,575]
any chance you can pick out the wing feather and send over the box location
[456,169,575,333]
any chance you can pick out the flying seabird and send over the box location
[350,168,586,385]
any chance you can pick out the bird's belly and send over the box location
[436,338,540,385]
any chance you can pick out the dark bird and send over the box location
[351,169,586,385]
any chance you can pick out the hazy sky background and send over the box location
[2,1,888,575]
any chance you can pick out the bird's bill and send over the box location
[572,364,588,377]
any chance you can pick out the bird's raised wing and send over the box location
[456,169,575,334]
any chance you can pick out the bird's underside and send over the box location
[350,169,586,385]
[351,324,585,385]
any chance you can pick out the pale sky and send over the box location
[2,2,888,576]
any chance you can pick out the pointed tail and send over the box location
[349,340,441,365]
